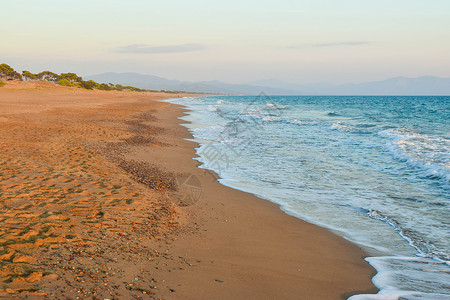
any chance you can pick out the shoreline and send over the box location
[137,100,379,298]
[0,81,378,298]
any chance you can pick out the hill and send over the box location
[85,73,450,95]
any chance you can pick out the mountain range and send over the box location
[85,73,450,95]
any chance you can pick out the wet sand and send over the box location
[0,81,377,299]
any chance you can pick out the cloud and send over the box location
[313,41,371,47]
[114,43,206,54]
[286,41,371,50]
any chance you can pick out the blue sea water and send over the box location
[167,95,450,299]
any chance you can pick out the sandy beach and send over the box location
[0,81,377,299]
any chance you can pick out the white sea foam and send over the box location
[331,122,376,134]
[261,116,281,122]
[167,95,450,299]
[217,99,230,104]
[349,292,450,300]
[379,129,450,184]
[350,256,450,300]
[331,122,353,131]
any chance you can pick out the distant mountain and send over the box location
[250,76,450,95]
[333,76,450,95]
[85,72,184,91]
[248,79,336,94]
[85,72,297,95]
[85,73,450,95]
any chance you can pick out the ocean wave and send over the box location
[217,99,231,105]
[357,123,377,128]
[265,103,290,110]
[170,95,450,299]
[379,129,450,184]
[350,256,450,300]
[288,119,319,126]
[207,105,218,112]
[366,209,448,261]
[241,103,289,118]
[350,291,450,299]
[258,114,319,126]
[330,122,374,134]
[261,116,282,122]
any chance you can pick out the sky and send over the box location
[1,0,450,84]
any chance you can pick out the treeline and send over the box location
[0,63,150,92]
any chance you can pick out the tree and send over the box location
[0,63,150,92]
[37,71,58,82]
[98,83,112,90]
[22,70,38,81]
[57,79,76,87]
[0,63,22,81]
[11,71,22,80]
[57,73,82,83]
[79,80,98,90]
[0,63,14,80]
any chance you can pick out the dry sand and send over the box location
[0,81,377,299]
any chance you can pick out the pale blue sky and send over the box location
[1,0,449,84]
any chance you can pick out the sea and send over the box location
[166,95,450,299]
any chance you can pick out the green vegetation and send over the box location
[0,62,156,92]
[57,72,82,84]
[0,63,22,81]
[22,70,38,80]
[57,78,79,87]
[79,80,97,90]
[37,71,58,81]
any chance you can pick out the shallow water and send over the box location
[167,95,450,299]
